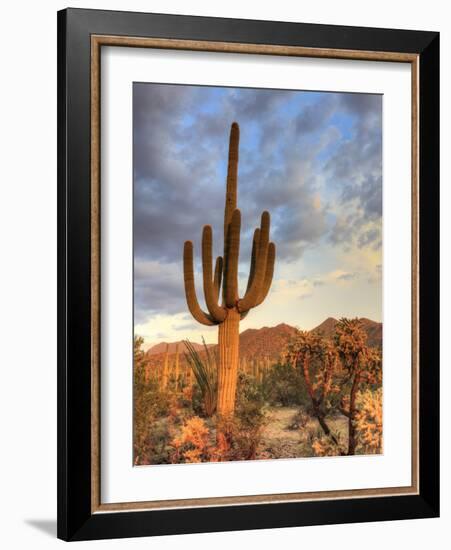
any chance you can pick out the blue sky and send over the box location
[133,83,382,348]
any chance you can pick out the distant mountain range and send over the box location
[311,317,382,349]
[238,323,297,362]
[144,318,382,368]
[146,341,209,356]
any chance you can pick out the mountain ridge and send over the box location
[146,341,212,356]
[143,318,382,367]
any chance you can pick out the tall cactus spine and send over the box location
[183,122,276,419]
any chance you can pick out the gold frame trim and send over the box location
[90,35,419,514]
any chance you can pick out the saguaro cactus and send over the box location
[162,344,169,390]
[183,122,276,418]
[174,343,180,391]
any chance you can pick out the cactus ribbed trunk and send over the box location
[217,309,240,417]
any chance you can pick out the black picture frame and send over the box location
[57,7,439,541]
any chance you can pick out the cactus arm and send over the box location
[254,242,276,306]
[244,228,259,294]
[237,211,270,313]
[239,228,259,320]
[224,209,241,307]
[201,226,227,322]
[183,240,218,326]
[213,256,223,300]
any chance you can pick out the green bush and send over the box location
[264,363,309,407]
[213,372,268,461]
[145,419,173,464]
[187,381,209,417]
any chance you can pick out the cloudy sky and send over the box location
[133,82,382,349]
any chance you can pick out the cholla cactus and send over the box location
[335,318,381,455]
[289,331,340,446]
[355,388,383,454]
[183,123,276,418]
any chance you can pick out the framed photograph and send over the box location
[57,8,439,541]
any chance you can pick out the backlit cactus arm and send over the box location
[240,228,259,320]
[245,228,259,294]
[213,256,223,301]
[254,241,276,307]
[183,240,218,326]
[237,211,270,313]
[202,226,227,322]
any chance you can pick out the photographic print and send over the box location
[133,82,383,466]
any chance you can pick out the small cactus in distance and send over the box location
[162,344,169,390]
[174,343,180,391]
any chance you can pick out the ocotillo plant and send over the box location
[183,122,276,418]
[183,339,217,417]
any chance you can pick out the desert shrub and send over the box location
[177,385,194,410]
[236,372,266,430]
[171,416,215,463]
[237,371,264,406]
[152,388,175,418]
[264,363,308,407]
[134,338,190,464]
[311,433,347,457]
[216,414,266,462]
[213,372,268,461]
[145,419,173,464]
[134,336,156,463]
[169,374,270,464]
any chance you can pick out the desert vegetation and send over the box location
[134,317,382,465]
